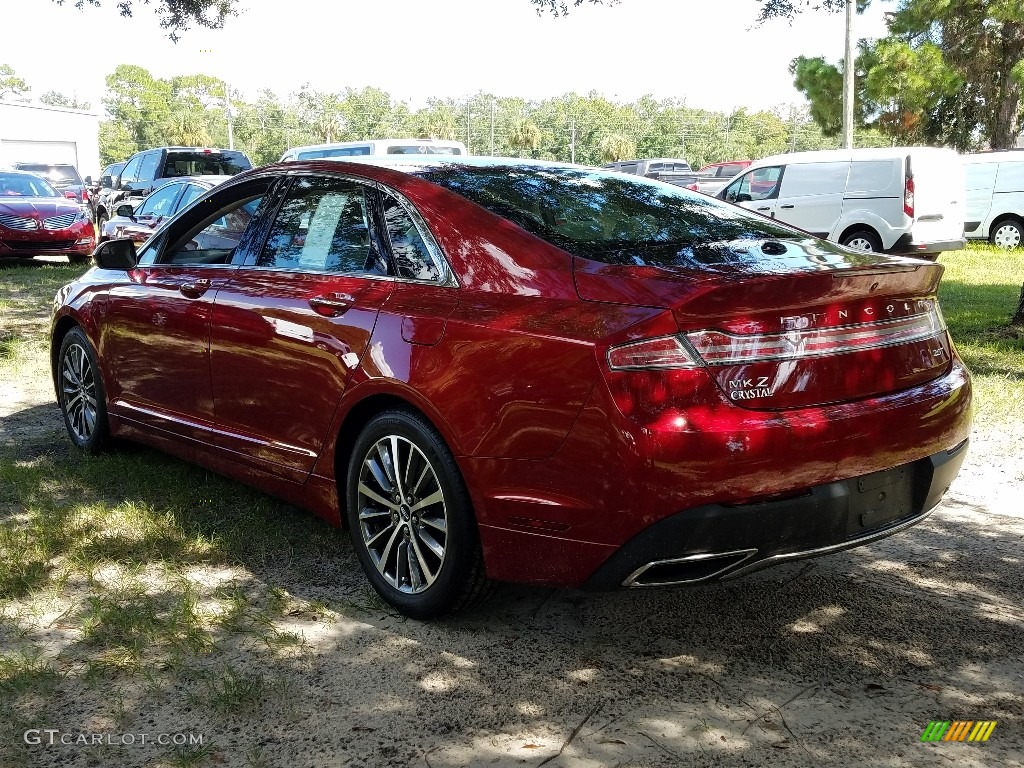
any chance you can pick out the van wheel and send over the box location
[990,217,1023,249]
[840,229,882,253]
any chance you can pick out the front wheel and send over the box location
[839,229,882,253]
[57,327,110,453]
[346,410,491,619]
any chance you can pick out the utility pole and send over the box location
[490,99,496,156]
[569,119,576,164]
[842,0,855,149]
[466,103,471,153]
[224,79,234,150]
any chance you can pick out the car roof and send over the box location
[157,175,232,187]
[0,168,52,177]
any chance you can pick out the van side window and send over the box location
[728,166,783,202]
[847,160,897,195]
[779,162,849,197]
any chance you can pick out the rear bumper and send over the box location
[583,438,968,590]
[889,235,965,255]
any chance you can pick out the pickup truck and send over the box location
[602,158,700,189]
[684,160,752,196]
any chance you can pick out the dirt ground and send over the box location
[2,262,1023,768]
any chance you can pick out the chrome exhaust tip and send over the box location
[623,549,758,587]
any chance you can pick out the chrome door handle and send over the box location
[309,293,355,317]
[179,278,210,298]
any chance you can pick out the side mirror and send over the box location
[112,175,121,189]
[84,175,93,186]
[115,203,135,218]
[94,238,137,270]
[736,193,753,203]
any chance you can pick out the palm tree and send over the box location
[598,134,636,163]
[508,119,542,158]
[313,111,343,143]
[163,109,212,146]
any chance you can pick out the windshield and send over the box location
[419,164,805,266]
[162,151,252,177]
[0,173,60,198]
[15,164,82,186]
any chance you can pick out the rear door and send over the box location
[774,161,849,238]
[963,160,997,236]
[208,175,394,480]
[907,150,965,244]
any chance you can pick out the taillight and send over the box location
[82,188,90,202]
[904,175,915,218]
[64,191,77,200]
[607,336,701,370]
[687,303,945,364]
[685,183,699,191]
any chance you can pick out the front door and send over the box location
[722,165,784,221]
[99,178,273,442]
[209,175,395,480]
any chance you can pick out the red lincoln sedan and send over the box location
[50,157,972,618]
[1,170,95,263]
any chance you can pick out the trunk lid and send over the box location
[575,237,952,409]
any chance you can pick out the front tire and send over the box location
[840,228,882,253]
[57,327,110,453]
[346,410,490,619]
[990,217,1023,249]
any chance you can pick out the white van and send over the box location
[719,147,965,256]
[963,151,1024,248]
[280,139,468,162]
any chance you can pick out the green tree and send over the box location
[39,90,92,109]
[0,64,30,99]
[788,0,1023,150]
[508,119,543,157]
[598,133,635,162]
[53,0,235,41]
[103,65,173,149]
[163,108,212,146]
[98,120,135,164]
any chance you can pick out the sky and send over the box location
[5,0,892,115]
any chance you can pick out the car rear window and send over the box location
[162,151,252,177]
[15,164,82,184]
[419,165,803,267]
[297,147,372,159]
[386,145,463,155]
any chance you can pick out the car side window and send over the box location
[725,166,783,202]
[148,179,273,267]
[135,184,181,217]
[380,193,444,282]
[176,183,206,212]
[138,152,160,183]
[120,155,142,185]
[257,177,384,275]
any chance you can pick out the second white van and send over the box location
[963,151,1024,248]
[280,139,468,162]
[719,147,965,256]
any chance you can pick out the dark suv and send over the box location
[94,147,252,230]
[12,163,89,206]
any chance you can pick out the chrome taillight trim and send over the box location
[687,306,947,366]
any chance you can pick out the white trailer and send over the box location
[0,101,101,181]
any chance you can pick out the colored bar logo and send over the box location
[921,721,997,742]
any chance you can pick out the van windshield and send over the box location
[419,164,805,266]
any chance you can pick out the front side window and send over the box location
[120,155,142,184]
[138,152,160,182]
[724,166,783,203]
[136,183,181,217]
[147,179,272,266]
[258,177,383,274]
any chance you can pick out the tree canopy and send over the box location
[787,0,1023,149]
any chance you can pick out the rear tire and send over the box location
[840,228,882,253]
[68,254,90,265]
[57,327,110,453]
[990,217,1023,249]
[346,410,491,619]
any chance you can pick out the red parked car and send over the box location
[1,170,95,263]
[50,157,972,618]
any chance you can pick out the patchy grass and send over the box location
[938,244,1024,428]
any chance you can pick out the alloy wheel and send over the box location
[356,435,448,594]
[844,236,875,252]
[61,342,98,443]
